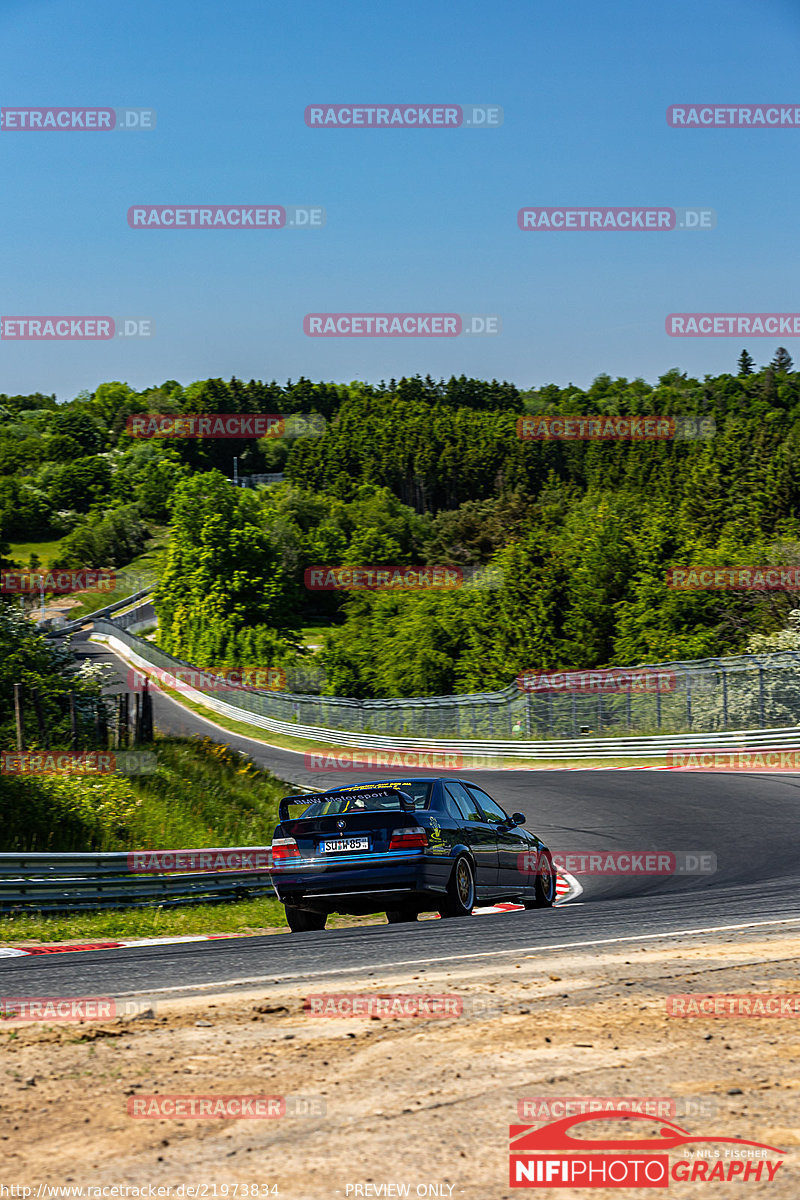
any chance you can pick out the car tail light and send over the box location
[389,827,428,850]
[271,837,300,862]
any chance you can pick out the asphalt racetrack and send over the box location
[5,630,800,998]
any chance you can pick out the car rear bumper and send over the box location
[271,853,449,913]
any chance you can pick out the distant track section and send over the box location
[92,630,800,759]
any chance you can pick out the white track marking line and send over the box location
[105,916,800,998]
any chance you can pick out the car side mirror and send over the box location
[511,812,526,826]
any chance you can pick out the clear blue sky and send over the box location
[1,0,799,400]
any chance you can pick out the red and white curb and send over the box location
[470,866,582,915]
[0,932,251,958]
[0,871,582,956]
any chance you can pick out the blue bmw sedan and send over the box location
[270,777,556,932]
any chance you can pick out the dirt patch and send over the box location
[1,928,798,1198]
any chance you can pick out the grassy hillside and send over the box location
[0,735,287,853]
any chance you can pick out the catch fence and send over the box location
[93,607,800,741]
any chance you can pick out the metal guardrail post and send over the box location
[31,687,49,748]
[13,683,24,751]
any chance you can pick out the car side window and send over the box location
[465,785,510,824]
[444,781,484,823]
[439,791,464,820]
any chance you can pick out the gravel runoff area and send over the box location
[1,926,798,1199]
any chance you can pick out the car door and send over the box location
[464,783,530,891]
[443,780,499,892]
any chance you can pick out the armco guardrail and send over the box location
[0,849,276,913]
[90,608,800,742]
[48,588,153,636]
[91,626,800,758]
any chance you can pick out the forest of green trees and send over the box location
[3,350,800,698]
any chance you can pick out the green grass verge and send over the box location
[0,735,291,853]
[0,896,389,944]
[1,895,286,944]
[7,536,66,569]
[0,733,332,944]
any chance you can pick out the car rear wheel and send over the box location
[439,855,475,918]
[285,904,327,932]
[385,908,418,923]
[524,850,556,908]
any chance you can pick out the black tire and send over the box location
[386,909,418,924]
[524,849,556,908]
[285,904,327,932]
[438,855,476,918]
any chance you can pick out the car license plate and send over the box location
[321,837,369,853]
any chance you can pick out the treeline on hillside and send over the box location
[3,354,800,696]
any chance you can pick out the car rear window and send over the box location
[299,782,432,817]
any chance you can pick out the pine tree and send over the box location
[737,349,755,376]
[770,347,794,374]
